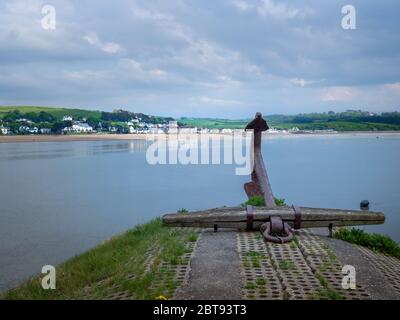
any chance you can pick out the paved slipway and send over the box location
[174,229,400,300]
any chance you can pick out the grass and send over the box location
[244,282,256,290]
[314,273,344,300]
[0,106,102,121]
[334,228,400,259]
[244,196,286,207]
[242,250,268,270]
[3,107,400,132]
[273,121,400,132]
[178,117,248,129]
[178,116,400,131]
[278,259,296,270]
[1,218,197,300]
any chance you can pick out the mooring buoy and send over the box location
[360,200,370,210]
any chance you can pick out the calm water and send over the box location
[0,134,399,292]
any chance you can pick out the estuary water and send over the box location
[0,133,399,292]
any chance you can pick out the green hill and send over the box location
[1,106,400,132]
[179,111,400,131]
[0,106,102,121]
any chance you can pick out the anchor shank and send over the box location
[245,112,276,208]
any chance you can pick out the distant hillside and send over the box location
[0,106,175,134]
[178,118,248,129]
[179,110,400,131]
[0,106,174,124]
[0,106,102,121]
[1,106,400,132]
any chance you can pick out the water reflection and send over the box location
[0,140,151,161]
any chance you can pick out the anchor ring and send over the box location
[260,218,294,243]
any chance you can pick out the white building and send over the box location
[19,126,30,133]
[63,116,73,121]
[288,127,300,133]
[29,127,39,134]
[233,129,244,134]
[137,128,149,134]
[0,125,10,135]
[198,128,209,134]
[221,128,233,134]
[179,127,197,134]
[16,118,33,124]
[149,128,165,134]
[40,128,51,134]
[128,126,138,134]
[19,126,39,134]
[168,121,178,134]
[72,123,93,133]
[127,119,140,127]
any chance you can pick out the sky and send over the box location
[0,0,399,118]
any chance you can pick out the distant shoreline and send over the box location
[1,131,400,143]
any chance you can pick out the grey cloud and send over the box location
[0,0,399,117]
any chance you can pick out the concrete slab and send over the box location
[174,229,243,300]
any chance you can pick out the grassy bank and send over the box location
[334,228,400,259]
[2,218,198,300]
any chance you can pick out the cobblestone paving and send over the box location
[357,245,400,295]
[82,228,399,300]
[267,240,322,300]
[238,229,371,300]
[298,230,370,300]
[238,232,283,300]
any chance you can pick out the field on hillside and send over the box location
[178,117,400,131]
[0,106,102,121]
[178,118,248,129]
[2,106,400,132]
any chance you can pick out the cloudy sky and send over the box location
[0,0,399,118]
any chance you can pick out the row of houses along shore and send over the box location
[0,116,338,136]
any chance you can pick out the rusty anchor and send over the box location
[244,112,276,209]
[244,112,298,243]
[163,112,385,244]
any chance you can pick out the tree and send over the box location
[52,121,66,134]
[3,110,22,122]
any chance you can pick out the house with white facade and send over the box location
[19,126,39,134]
[72,123,93,133]
[179,127,197,134]
[221,128,233,134]
[167,121,178,134]
[198,128,209,134]
[63,116,73,121]
[128,126,138,134]
[40,128,52,134]
[0,125,10,135]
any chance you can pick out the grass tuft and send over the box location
[244,196,286,207]
[334,228,400,259]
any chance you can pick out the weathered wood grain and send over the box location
[162,206,385,229]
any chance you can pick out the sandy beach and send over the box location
[1,131,400,143]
